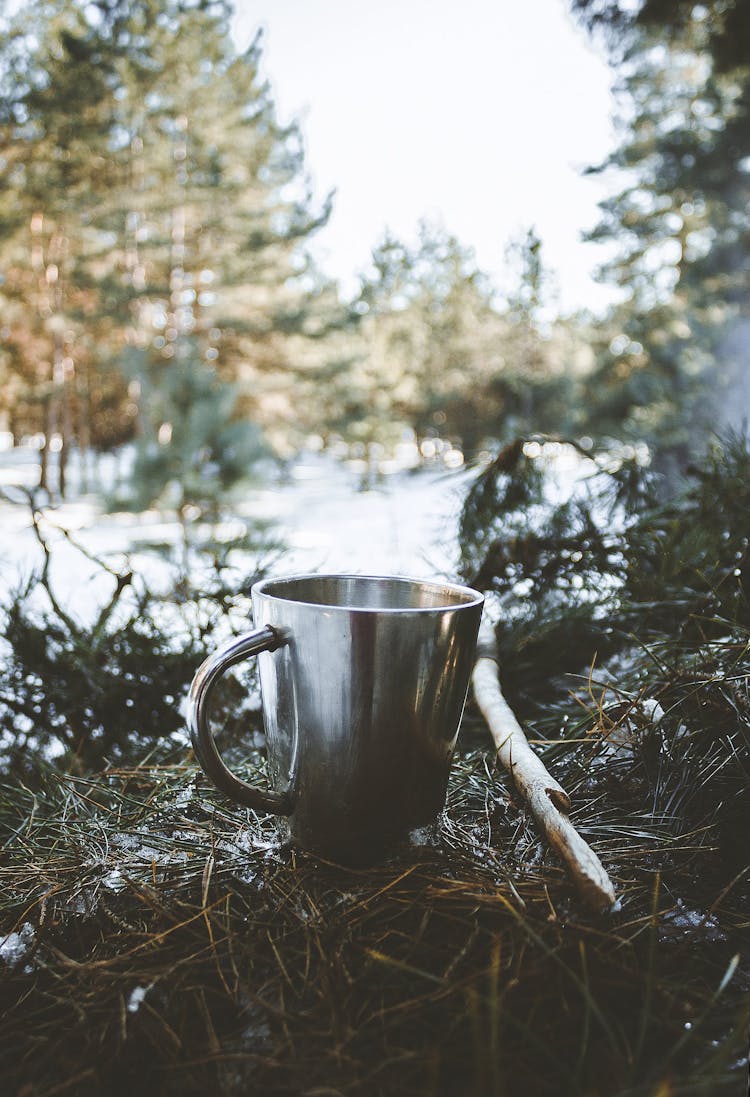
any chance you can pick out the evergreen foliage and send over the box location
[572,0,750,454]
[460,432,750,854]
[0,493,279,774]
[115,342,268,518]
[0,0,129,489]
[0,0,338,493]
[336,222,584,467]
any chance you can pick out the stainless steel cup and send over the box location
[187,573,484,863]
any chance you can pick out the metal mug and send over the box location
[187,573,484,863]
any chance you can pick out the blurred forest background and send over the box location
[1,0,747,510]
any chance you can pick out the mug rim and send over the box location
[252,572,484,613]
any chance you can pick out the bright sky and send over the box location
[232,0,619,313]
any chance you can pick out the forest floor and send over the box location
[0,440,748,1097]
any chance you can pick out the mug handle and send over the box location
[187,625,294,815]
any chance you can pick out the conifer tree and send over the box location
[334,222,586,467]
[109,6,336,452]
[0,0,340,496]
[345,224,510,465]
[407,224,507,451]
[572,0,750,451]
[0,0,127,493]
[499,227,579,436]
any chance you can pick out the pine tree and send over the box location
[115,338,268,567]
[406,224,508,452]
[345,224,510,467]
[0,0,342,498]
[572,0,750,452]
[331,222,585,470]
[498,227,579,437]
[0,0,128,494]
[109,6,336,454]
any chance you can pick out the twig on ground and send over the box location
[473,618,617,912]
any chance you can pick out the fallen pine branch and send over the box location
[472,618,617,912]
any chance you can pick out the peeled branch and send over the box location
[472,618,616,913]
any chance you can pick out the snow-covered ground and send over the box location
[0,446,472,619]
[241,455,469,576]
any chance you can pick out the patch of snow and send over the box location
[109,833,142,851]
[70,892,90,915]
[107,832,189,866]
[640,697,666,724]
[102,868,127,892]
[127,985,150,1013]
[170,785,194,809]
[0,452,470,630]
[660,899,727,942]
[0,922,35,969]
[408,824,441,848]
[230,866,258,886]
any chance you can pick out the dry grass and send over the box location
[1,728,748,1097]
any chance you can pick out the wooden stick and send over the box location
[472,620,616,912]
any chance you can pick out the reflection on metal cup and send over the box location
[188,573,484,863]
